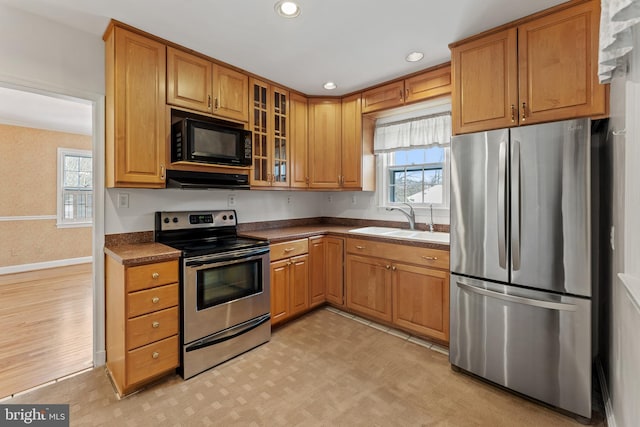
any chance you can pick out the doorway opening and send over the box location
[0,85,95,398]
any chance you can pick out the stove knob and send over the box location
[222,215,227,220]
[172,217,179,223]
[163,217,170,224]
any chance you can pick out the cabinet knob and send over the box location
[521,102,527,122]
[152,272,159,279]
[386,265,391,269]
[152,321,160,328]
[421,256,438,261]
[214,97,220,110]
[392,266,396,271]
[152,297,160,304]
[399,89,404,101]
[284,248,295,252]
[152,352,159,359]
[355,245,365,250]
[208,95,212,108]
[510,104,515,122]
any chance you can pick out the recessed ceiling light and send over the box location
[323,82,337,90]
[275,1,301,18]
[405,51,424,62]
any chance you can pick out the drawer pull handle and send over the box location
[421,256,438,261]
[152,297,160,304]
[284,248,295,252]
[355,245,365,250]
[152,272,160,279]
[152,352,159,359]
[152,321,160,328]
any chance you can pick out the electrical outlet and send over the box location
[117,193,129,209]
[328,195,333,203]
[228,194,236,207]
[287,195,292,204]
[351,194,357,205]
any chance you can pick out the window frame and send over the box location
[57,148,93,228]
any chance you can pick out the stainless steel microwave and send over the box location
[171,118,252,167]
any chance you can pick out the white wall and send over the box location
[606,25,640,427]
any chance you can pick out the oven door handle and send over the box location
[185,313,271,353]
[185,247,269,268]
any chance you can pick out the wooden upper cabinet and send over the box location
[451,0,607,134]
[212,64,249,122]
[518,0,605,124]
[362,81,405,113]
[249,78,290,187]
[340,93,362,189]
[290,93,309,188]
[308,98,342,189]
[405,65,452,104]
[167,47,248,122]
[362,65,452,114]
[105,26,167,188]
[451,28,518,135]
[166,47,212,113]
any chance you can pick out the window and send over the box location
[57,148,92,227]
[374,103,451,209]
[388,146,448,205]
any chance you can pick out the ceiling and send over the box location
[1,0,567,97]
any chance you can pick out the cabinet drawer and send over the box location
[126,260,179,292]
[347,238,449,270]
[127,284,179,318]
[126,335,179,386]
[127,306,179,350]
[270,239,309,262]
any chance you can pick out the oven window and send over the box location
[196,259,262,309]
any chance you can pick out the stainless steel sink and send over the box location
[348,226,450,244]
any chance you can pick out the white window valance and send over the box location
[373,112,451,153]
[598,0,640,83]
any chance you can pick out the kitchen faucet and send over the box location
[429,204,434,232]
[386,203,416,230]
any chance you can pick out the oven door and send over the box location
[183,247,270,344]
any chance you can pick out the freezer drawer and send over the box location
[449,274,592,418]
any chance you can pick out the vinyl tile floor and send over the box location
[3,308,605,426]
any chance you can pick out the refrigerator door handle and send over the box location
[498,140,507,268]
[456,281,577,312]
[511,140,521,271]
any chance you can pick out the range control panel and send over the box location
[156,210,237,231]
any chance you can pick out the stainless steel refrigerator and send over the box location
[449,118,606,419]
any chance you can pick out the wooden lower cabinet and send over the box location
[105,256,180,396]
[270,239,309,325]
[345,238,450,343]
[392,264,449,342]
[345,254,393,322]
[310,236,345,307]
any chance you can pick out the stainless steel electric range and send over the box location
[155,210,271,379]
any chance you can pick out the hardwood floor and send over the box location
[0,263,93,399]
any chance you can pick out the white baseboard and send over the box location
[596,358,617,427]
[0,256,92,275]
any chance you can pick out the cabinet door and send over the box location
[308,236,326,308]
[309,99,342,189]
[289,254,309,316]
[325,237,345,306]
[212,64,248,122]
[108,27,166,188]
[451,28,518,135]
[404,65,452,104]
[341,94,362,189]
[250,78,271,186]
[271,86,290,187]
[392,264,449,342]
[166,47,212,113]
[518,1,606,124]
[290,93,309,188]
[362,81,405,113]
[345,254,392,322]
[270,259,290,324]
